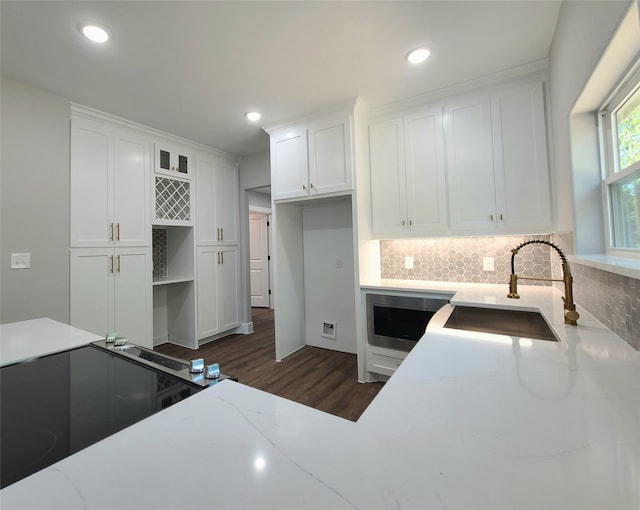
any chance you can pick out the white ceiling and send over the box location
[1,1,562,157]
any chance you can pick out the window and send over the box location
[600,64,640,252]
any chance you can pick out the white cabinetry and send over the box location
[70,116,151,247]
[368,78,552,238]
[155,141,193,179]
[70,248,152,348]
[446,82,551,234]
[490,81,551,233]
[195,152,239,245]
[196,247,240,340]
[369,105,447,237]
[366,345,408,378]
[268,114,353,201]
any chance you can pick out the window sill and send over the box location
[568,254,640,280]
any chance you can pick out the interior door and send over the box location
[249,214,270,307]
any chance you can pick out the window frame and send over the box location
[598,60,640,257]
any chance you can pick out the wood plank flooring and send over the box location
[155,308,384,421]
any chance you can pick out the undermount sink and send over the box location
[444,306,559,342]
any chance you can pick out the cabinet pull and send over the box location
[310,183,315,190]
[302,184,307,191]
[116,223,121,241]
[409,219,413,228]
[110,223,114,241]
[217,252,220,264]
[221,251,224,264]
[217,228,220,241]
[117,255,121,273]
[490,214,494,222]
[499,213,504,221]
[110,255,114,273]
[220,228,223,241]
[402,220,406,229]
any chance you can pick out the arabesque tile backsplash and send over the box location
[380,232,639,351]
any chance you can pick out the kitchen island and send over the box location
[1,283,639,509]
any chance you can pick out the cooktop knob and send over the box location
[189,359,204,373]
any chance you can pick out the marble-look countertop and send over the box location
[2,283,639,509]
[0,318,102,367]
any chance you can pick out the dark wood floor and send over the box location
[155,308,384,421]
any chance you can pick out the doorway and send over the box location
[247,187,272,309]
[249,212,271,308]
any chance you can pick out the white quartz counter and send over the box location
[0,318,102,367]
[2,285,639,509]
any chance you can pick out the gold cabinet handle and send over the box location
[302,184,307,191]
[220,228,223,241]
[409,219,413,228]
[217,252,221,264]
[217,228,220,241]
[116,223,120,241]
[490,214,494,222]
[221,251,224,264]
[499,213,504,221]
[110,223,114,241]
[402,219,406,228]
[110,255,114,273]
[117,255,121,273]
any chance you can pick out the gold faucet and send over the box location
[507,240,579,325]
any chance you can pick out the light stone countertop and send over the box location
[0,318,102,367]
[1,283,639,509]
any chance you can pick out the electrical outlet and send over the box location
[11,253,31,269]
[482,257,495,272]
[335,258,343,269]
[405,256,414,269]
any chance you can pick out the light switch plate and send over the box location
[405,256,414,269]
[11,253,31,269]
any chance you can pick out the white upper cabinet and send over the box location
[154,141,193,180]
[370,117,406,236]
[70,115,151,248]
[195,152,239,245]
[370,106,448,237]
[271,126,309,200]
[268,113,353,201]
[445,94,497,233]
[370,77,552,238]
[446,82,552,234]
[491,81,551,233]
[307,115,352,196]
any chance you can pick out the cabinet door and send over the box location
[195,152,217,245]
[491,81,552,233]
[219,248,240,331]
[308,115,352,196]
[196,247,220,339]
[369,118,407,236]
[70,248,115,335]
[271,127,309,200]
[113,129,151,247]
[114,249,152,348]
[214,160,239,245]
[445,95,496,232]
[404,107,448,234]
[155,141,192,179]
[70,117,113,247]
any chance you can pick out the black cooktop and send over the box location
[1,344,205,489]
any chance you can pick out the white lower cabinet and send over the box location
[196,247,240,341]
[366,345,408,378]
[70,248,152,348]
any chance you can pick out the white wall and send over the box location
[548,0,632,250]
[238,150,271,326]
[303,200,356,354]
[1,77,71,324]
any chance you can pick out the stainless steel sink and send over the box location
[443,306,559,342]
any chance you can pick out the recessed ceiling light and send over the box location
[81,24,110,43]
[245,111,261,122]
[406,47,430,65]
